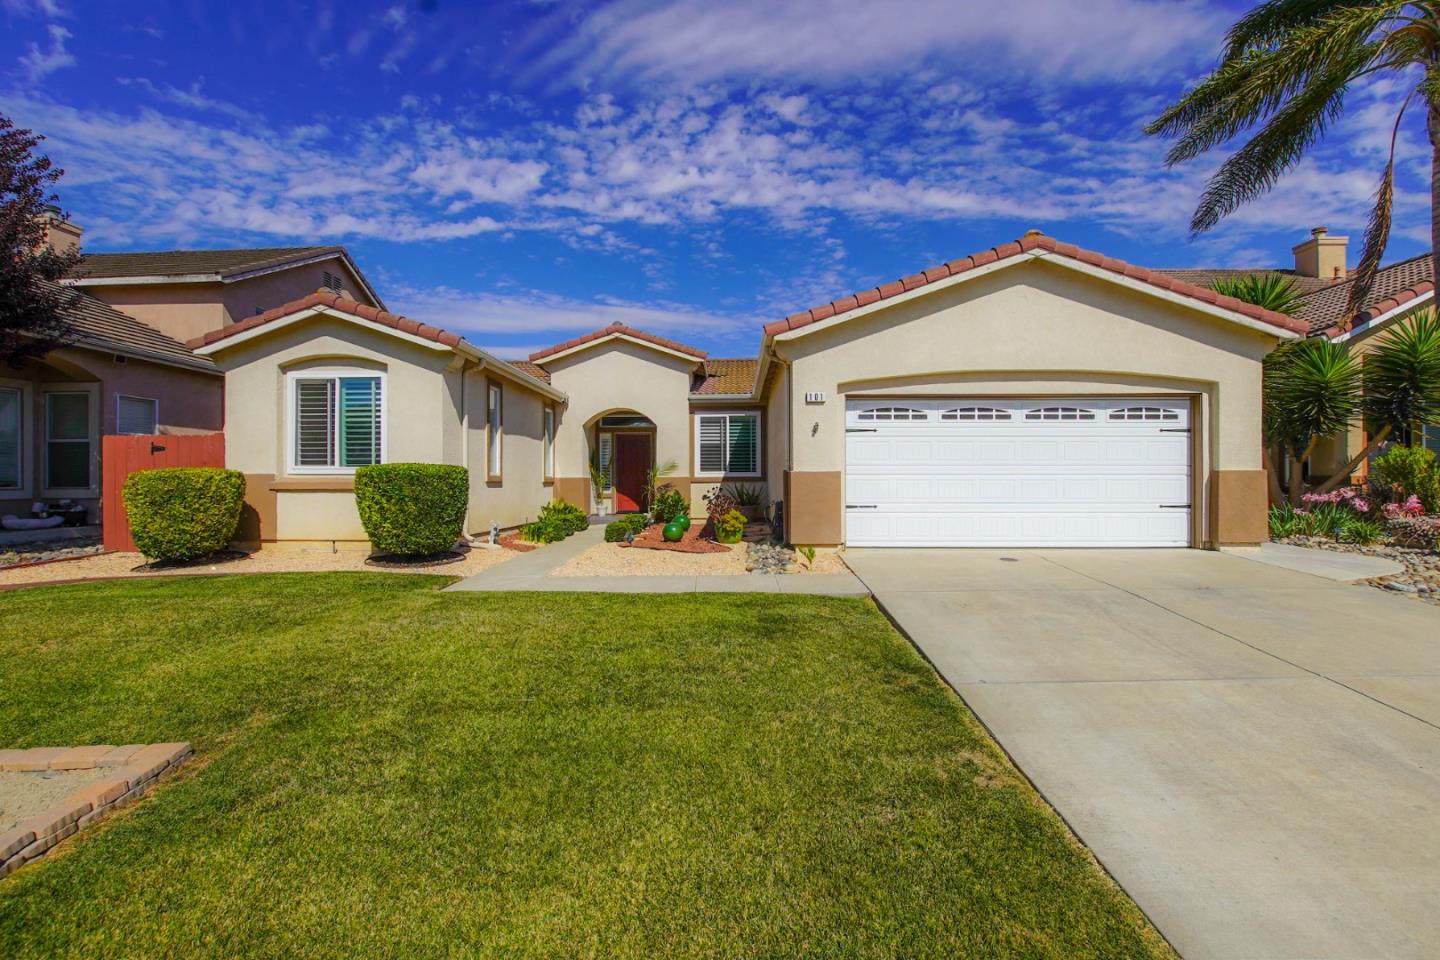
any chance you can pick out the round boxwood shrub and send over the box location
[354,463,469,556]
[123,467,246,561]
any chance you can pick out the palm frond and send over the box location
[1264,336,1363,448]
[1363,309,1440,434]
[1349,83,1417,313]
[1224,0,1360,59]
[1210,273,1306,315]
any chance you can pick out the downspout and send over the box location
[460,358,473,537]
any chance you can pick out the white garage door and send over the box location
[845,398,1192,547]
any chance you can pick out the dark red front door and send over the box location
[613,434,651,513]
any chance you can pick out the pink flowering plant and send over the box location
[1273,486,1387,545]
[1383,495,1425,519]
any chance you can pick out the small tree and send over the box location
[1264,337,1362,504]
[1,113,80,367]
[1315,310,1440,491]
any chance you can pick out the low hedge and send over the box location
[604,514,647,542]
[354,463,468,556]
[124,467,246,561]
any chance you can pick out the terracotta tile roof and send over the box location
[764,233,1310,338]
[72,246,346,280]
[1155,268,1338,297]
[529,322,707,362]
[691,358,757,395]
[45,281,214,371]
[189,290,463,350]
[509,361,551,383]
[1293,253,1434,336]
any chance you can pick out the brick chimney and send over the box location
[39,204,82,256]
[1292,226,1347,280]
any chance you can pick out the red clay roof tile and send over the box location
[763,233,1310,340]
[528,322,706,362]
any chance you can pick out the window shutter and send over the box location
[295,379,336,467]
[0,387,18,489]
[698,416,726,473]
[338,377,381,467]
[598,433,613,488]
[117,397,158,435]
[727,415,757,473]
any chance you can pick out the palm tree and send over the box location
[1147,2,1440,311]
[1264,337,1363,503]
[1209,274,1306,315]
[1314,309,1440,490]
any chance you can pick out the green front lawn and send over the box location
[0,575,1171,958]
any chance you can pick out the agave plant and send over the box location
[1210,274,1305,316]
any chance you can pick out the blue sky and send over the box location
[2,0,1431,358]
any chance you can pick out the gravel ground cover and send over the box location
[552,541,748,576]
[0,770,114,833]
[0,542,517,588]
[0,537,104,570]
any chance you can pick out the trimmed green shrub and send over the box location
[651,488,688,525]
[522,498,589,544]
[124,467,246,561]
[1372,445,1440,513]
[354,463,468,556]
[715,508,747,544]
[605,514,647,542]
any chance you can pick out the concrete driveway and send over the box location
[844,548,1440,960]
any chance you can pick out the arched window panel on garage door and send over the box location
[1024,406,1095,421]
[855,406,928,421]
[1109,406,1180,421]
[940,406,1011,421]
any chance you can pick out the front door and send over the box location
[613,433,652,513]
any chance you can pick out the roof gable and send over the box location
[1295,253,1434,336]
[73,247,343,280]
[765,233,1308,341]
[44,282,214,373]
[529,323,707,365]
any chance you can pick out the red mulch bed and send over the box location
[497,533,539,553]
[620,522,731,554]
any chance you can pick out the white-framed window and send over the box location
[43,385,97,492]
[543,405,555,480]
[286,368,385,474]
[856,406,927,421]
[116,395,159,435]
[695,411,761,477]
[486,381,503,479]
[0,381,26,492]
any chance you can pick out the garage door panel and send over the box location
[845,397,1191,547]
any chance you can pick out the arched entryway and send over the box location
[589,410,656,514]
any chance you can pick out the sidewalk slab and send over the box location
[1223,542,1404,582]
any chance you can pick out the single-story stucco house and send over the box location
[191,231,1307,550]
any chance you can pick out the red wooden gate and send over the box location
[102,433,225,552]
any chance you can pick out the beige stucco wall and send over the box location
[83,257,376,345]
[773,259,1281,546]
[463,367,554,535]
[542,340,698,498]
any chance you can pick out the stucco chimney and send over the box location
[39,205,82,256]
[1292,226,1347,280]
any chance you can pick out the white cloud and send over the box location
[526,0,1228,89]
[388,283,756,341]
[19,23,75,80]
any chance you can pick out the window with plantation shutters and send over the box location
[289,371,384,472]
[695,412,760,476]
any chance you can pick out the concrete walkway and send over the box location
[1224,541,1405,581]
[845,547,1440,960]
[446,525,868,595]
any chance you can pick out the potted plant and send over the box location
[725,483,767,523]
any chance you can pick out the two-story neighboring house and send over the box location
[2,215,384,534]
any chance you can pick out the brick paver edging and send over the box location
[0,742,191,878]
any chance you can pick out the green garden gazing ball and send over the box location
[677,515,691,531]
[663,520,685,542]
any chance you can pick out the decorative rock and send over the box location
[745,541,795,574]
[1278,535,1440,605]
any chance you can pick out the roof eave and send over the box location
[531,333,706,366]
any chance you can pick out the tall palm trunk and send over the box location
[1431,91,1440,288]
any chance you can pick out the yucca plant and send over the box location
[1147,2,1440,311]
[1264,337,1363,503]
[1210,274,1306,315]
[1315,310,1440,490]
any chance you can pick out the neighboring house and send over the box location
[1,282,222,525]
[197,232,1304,550]
[189,291,564,546]
[65,239,382,344]
[1168,226,1439,482]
